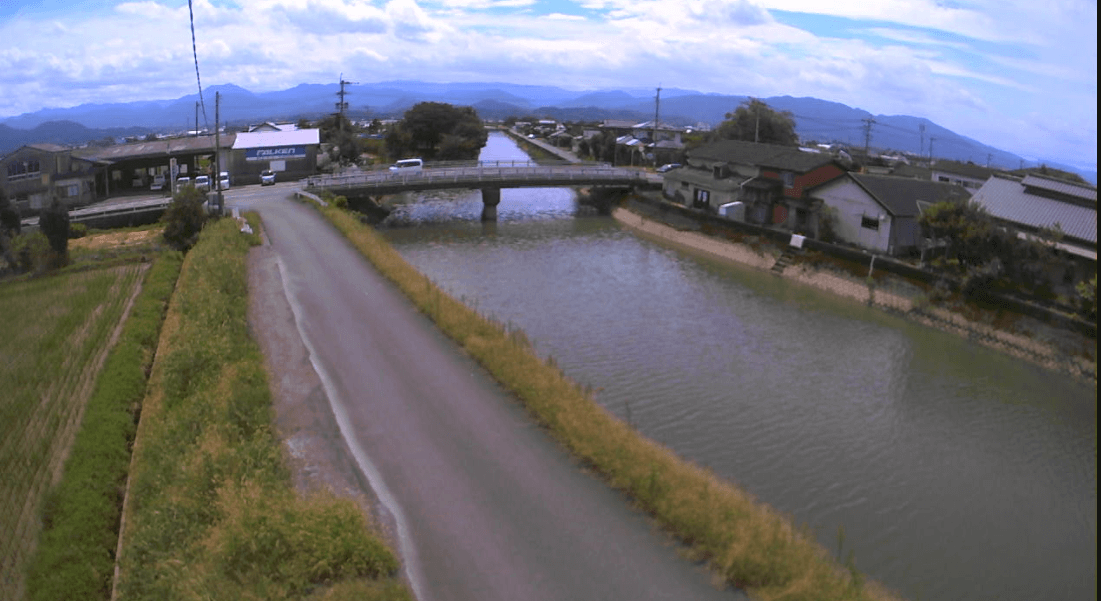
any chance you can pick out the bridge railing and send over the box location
[305,162,645,191]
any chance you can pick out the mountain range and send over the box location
[1,81,1094,184]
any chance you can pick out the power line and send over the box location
[188,0,208,129]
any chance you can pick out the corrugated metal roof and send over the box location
[27,143,70,153]
[1020,174,1097,202]
[232,129,320,149]
[849,173,970,217]
[972,175,1097,245]
[688,140,836,174]
[73,134,234,161]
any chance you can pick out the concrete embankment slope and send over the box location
[613,204,1096,382]
[252,195,743,601]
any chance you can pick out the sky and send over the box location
[0,0,1096,173]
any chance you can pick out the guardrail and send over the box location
[306,162,647,192]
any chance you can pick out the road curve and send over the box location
[245,191,745,601]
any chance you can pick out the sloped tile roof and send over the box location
[688,140,837,174]
[972,175,1097,246]
[848,173,970,217]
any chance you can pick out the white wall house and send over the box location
[810,173,970,256]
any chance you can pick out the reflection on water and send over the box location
[378,132,1097,601]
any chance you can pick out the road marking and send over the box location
[274,256,425,600]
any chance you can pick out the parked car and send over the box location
[176,175,191,188]
[260,169,276,185]
[389,158,423,174]
[218,171,230,190]
[150,174,166,191]
[194,175,211,192]
[656,163,682,173]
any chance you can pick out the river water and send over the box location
[378,132,1097,601]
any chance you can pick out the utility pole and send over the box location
[194,101,199,136]
[753,98,760,144]
[928,136,936,164]
[862,117,876,157]
[214,91,222,215]
[918,123,926,159]
[986,153,992,168]
[652,85,661,167]
[336,73,358,134]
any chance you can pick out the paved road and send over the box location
[241,190,745,601]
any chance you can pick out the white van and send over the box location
[389,158,423,174]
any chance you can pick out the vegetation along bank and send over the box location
[309,193,905,601]
[113,217,408,600]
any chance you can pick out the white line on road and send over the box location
[274,256,426,600]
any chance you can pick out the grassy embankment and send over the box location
[114,216,408,600]
[312,200,905,601]
[0,258,148,600]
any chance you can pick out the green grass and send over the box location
[313,201,906,601]
[25,252,182,601]
[0,264,147,601]
[115,217,406,600]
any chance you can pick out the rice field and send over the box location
[0,263,146,601]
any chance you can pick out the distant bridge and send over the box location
[305,160,659,220]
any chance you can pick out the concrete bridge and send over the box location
[305,160,659,220]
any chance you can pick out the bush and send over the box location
[162,185,208,251]
[10,231,51,274]
[68,223,88,239]
[332,195,349,210]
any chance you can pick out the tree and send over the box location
[712,98,798,146]
[0,188,20,271]
[162,185,208,251]
[0,188,19,236]
[920,200,1070,298]
[318,112,361,166]
[386,102,488,161]
[39,197,70,269]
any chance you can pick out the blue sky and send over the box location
[0,0,1095,173]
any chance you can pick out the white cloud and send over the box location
[0,0,1093,169]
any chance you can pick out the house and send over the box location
[970,173,1096,280]
[809,173,970,256]
[662,140,847,234]
[0,144,100,214]
[248,122,298,133]
[929,160,1001,190]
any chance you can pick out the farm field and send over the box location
[0,262,147,600]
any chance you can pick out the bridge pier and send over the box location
[480,187,501,221]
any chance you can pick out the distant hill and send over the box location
[0,120,151,153]
[1,81,1094,184]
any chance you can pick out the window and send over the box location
[782,172,794,188]
[937,176,950,182]
[861,215,880,231]
[6,159,40,181]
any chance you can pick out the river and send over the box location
[377,132,1097,601]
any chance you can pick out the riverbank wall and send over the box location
[613,201,1097,384]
